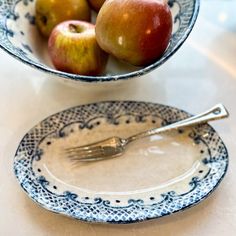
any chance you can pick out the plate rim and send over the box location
[13,100,229,224]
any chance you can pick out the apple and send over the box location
[48,20,108,76]
[35,0,91,38]
[87,0,106,12]
[95,0,172,66]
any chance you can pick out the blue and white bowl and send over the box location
[0,0,200,83]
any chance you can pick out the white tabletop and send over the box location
[0,0,236,235]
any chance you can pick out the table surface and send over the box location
[0,0,236,235]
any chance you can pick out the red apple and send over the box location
[95,0,172,66]
[88,0,106,12]
[48,20,108,76]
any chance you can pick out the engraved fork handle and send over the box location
[125,104,229,145]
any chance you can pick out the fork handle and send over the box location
[125,104,229,144]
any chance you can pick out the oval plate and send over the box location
[14,101,228,224]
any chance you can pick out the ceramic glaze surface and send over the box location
[14,101,228,223]
[0,0,200,82]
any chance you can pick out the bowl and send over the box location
[0,0,200,83]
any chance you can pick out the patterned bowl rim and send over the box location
[13,100,228,224]
[0,0,200,83]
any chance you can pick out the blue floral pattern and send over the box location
[14,101,228,223]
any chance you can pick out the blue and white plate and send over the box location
[14,101,228,224]
[0,0,200,83]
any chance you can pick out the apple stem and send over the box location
[69,24,80,33]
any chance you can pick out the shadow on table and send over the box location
[36,72,167,109]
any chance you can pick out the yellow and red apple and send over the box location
[95,0,173,66]
[48,20,108,76]
[36,0,91,38]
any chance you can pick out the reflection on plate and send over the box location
[14,101,228,224]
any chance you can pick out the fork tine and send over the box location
[65,145,100,153]
[65,146,103,154]
[66,147,104,156]
[66,149,101,156]
[65,137,116,152]
[68,151,103,160]
[72,156,106,162]
[66,147,105,161]
[76,151,123,162]
[64,137,125,162]
[66,151,103,159]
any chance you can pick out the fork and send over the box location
[65,104,229,162]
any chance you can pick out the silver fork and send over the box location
[65,104,229,162]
